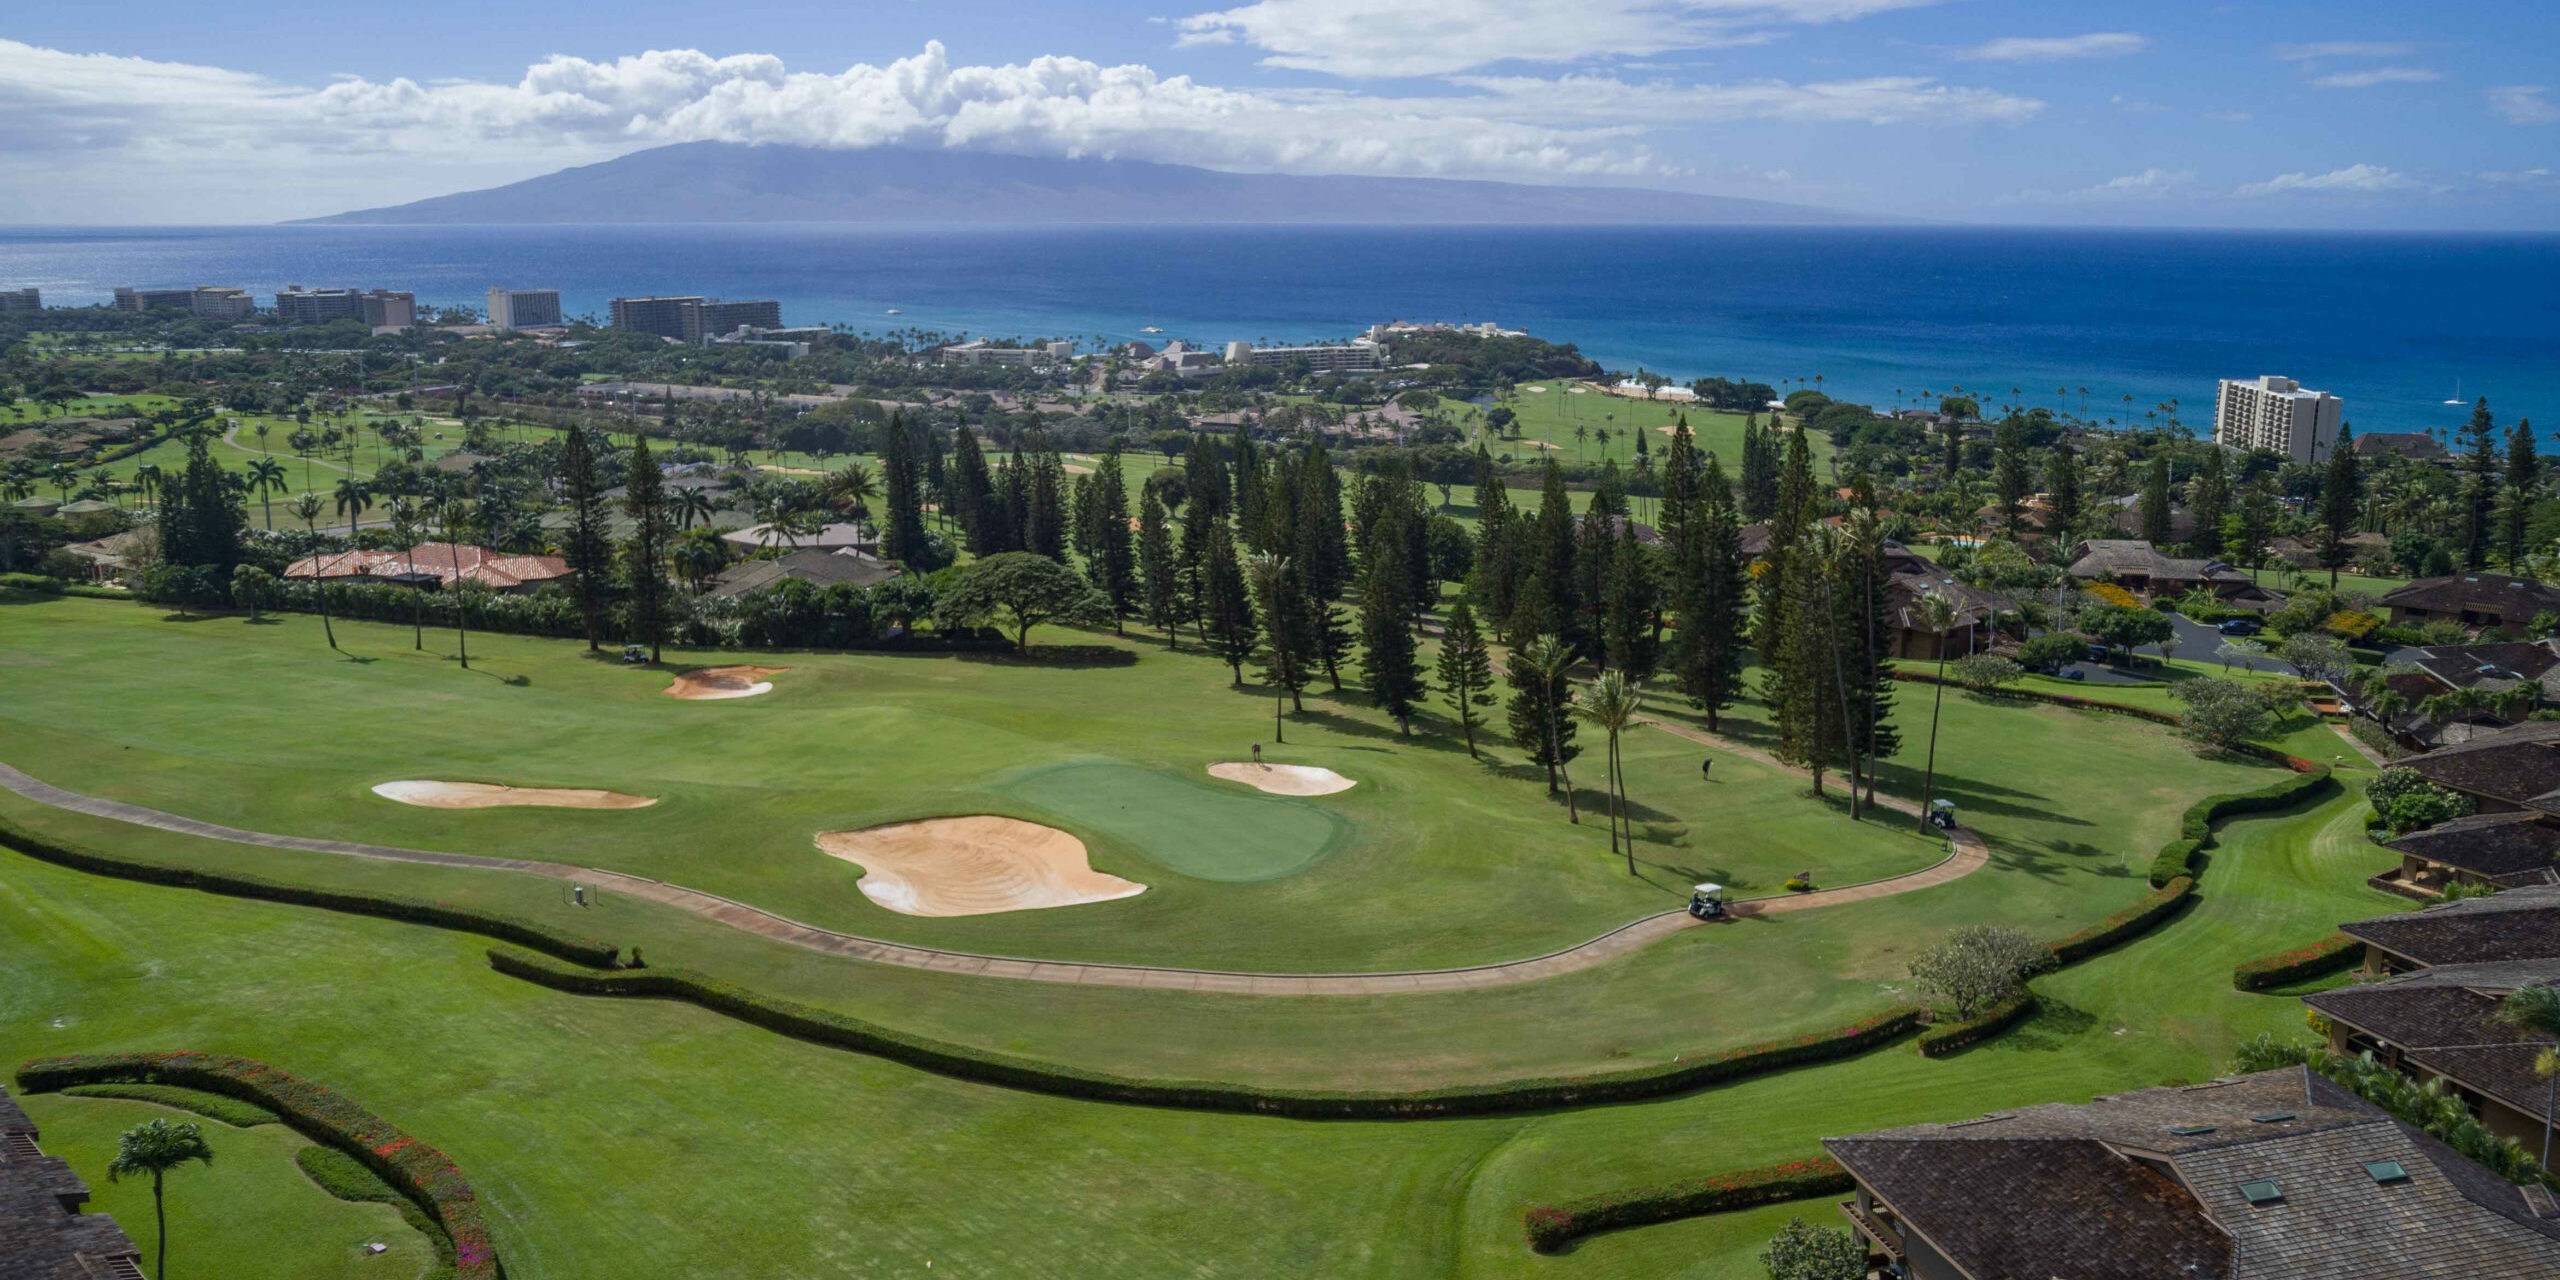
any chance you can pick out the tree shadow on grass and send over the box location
[1988,995,2101,1054]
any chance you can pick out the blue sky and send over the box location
[2,0,2553,226]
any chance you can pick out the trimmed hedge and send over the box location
[297,1145,462,1278]
[0,815,618,969]
[1523,1156,1852,1253]
[16,1052,500,1280]
[488,947,1923,1118]
[2233,933,2366,991]
[2147,768,2338,887]
[2051,875,2195,964]
[1891,669,2182,725]
[61,1082,279,1127]
[1916,992,2038,1058]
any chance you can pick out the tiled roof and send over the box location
[1825,1067,2560,1279]
[2306,960,2560,1124]
[2396,720,2560,812]
[284,542,572,590]
[709,548,901,597]
[2341,884,2560,966]
[0,1087,144,1280]
[2381,573,2560,617]
[2383,812,2560,879]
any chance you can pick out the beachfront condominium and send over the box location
[0,288,37,313]
[114,286,255,319]
[486,287,562,331]
[2215,375,2343,465]
[1226,338,1388,376]
[274,286,366,325]
[610,295,784,344]
[359,290,416,330]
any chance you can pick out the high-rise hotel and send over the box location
[2214,375,2342,466]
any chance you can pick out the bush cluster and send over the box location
[2147,769,2338,887]
[2232,933,2366,991]
[296,1145,463,1275]
[1521,1157,1852,1253]
[0,816,618,968]
[2051,875,2194,964]
[15,1052,501,1280]
[60,1082,279,1127]
[488,947,1923,1118]
[1915,992,2038,1058]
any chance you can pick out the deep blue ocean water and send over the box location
[3,224,2553,434]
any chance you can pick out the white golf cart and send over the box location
[1687,883,1728,921]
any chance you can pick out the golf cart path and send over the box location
[0,757,1986,995]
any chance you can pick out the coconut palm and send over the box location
[385,495,426,649]
[437,495,479,668]
[245,456,288,530]
[2494,982,2560,1168]
[1914,591,1960,833]
[107,1117,213,1280]
[673,486,717,530]
[331,476,372,538]
[131,463,163,510]
[292,491,337,651]
[1573,669,1644,872]
[826,462,879,529]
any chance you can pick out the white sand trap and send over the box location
[1208,762,1357,796]
[371,781,658,810]
[819,817,1146,917]
[664,665,786,700]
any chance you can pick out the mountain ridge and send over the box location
[290,143,1889,227]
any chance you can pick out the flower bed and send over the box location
[488,947,1921,1119]
[0,815,618,969]
[1915,992,2038,1058]
[2233,933,2366,991]
[16,1052,500,1279]
[1523,1156,1852,1252]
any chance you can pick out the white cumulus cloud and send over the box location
[2487,85,2560,125]
[2236,163,2419,197]
[1174,0,1940,78]
[1955,33,2148,63]
[2005,167,2193,204]
[2312,67,2440,89]
[2274,41,2415,61]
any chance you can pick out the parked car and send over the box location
[2216,617,2263,636]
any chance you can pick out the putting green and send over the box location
[995,762,1349,882]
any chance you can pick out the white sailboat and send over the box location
[2444,378,2466,406]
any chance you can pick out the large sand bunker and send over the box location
[371,781,658,810]
[1207,762,1357,796]
[664,665,786,700]
[820,817,1146,916]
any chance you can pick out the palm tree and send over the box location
[674,486,716,530]
[1524,634,1581,824]
[1244,551,1292,739]
[107,1117,213,1280]
[827,462,879,532]
[245,457,288,530]
[292,492,337,651]
[253,421,271,454]
[1573,669,1644,872]
[385,496,426,649]
[1914,591,1960,834]
[332,477,372,538]
[132,463,163,511]
[2494,982,2560,1168]
[438,495,479,668]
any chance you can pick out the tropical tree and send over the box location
[229,564,276,623]
[437,496,479,667]
[936,551,1106,652]
[331,476,372,538]
[673,486,717,530]
[827,461,879,533]
[1914,591,1960,832]
[1509,633,1581,822]
[108,1117,213,1280]
[1574,668,1644,870]
[2494,982,2560,1168]
[290,492,336,651]
[244,456,288,530]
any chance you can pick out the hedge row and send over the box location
[16,1052,501,1280]
[2051,875,2195,964]
[0,815,619,969]
[1523,1157,1852,1253]
[61,1082,280,1128]
[488,947,1923,1118]
[2147,768,2338,887]
[1916,992,2039,1058]
[2233,933,2366,991]
[0,572,124,601]
[1890,670,2182,725]
[296,1145,462,1277]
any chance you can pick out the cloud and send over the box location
[1955,33,2148,63]
[1173,0,1938,78]
[2236,163,2419,197]
[2312,67,2440,89]
[2477,167,2555,186]
[1447,72,2041,126]
[2273,41,2414,60]
[2006,167,2193,203]
[2488,85,2560,125]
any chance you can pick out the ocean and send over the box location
[3,223,2553,435]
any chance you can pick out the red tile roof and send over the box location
[284,542,571,590]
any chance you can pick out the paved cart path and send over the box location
[0,751,1986,995]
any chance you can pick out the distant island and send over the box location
[290,142,1887,227]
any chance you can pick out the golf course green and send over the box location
[997,761,1349,882]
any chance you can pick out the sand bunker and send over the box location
[819,817,1146,916]
[371,781,658,810]
[664,665,786,700]
[1207,762,1357,797]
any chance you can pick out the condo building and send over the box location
[360,290,416,330]
[610,295,784,344]
[1227,338,1388,375]
[0,287,37,313]
[273,286,366,325]
[485,287,563,331]
[2215,375,2344,466]
[114,286,255,319]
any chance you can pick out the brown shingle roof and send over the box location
[2396,721,2560,813]
[2306,960,2560,1125]
[2341,884,2560,967]
[2383,812,2560,880]
[284,542,572,590]
[0,1086,144,1280]
[2381,573,2560,619]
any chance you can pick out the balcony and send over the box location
[1839,1198,1908,1263]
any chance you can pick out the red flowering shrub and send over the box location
[15,1052,502,1279]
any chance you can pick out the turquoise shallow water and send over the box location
[3,223,2552,434]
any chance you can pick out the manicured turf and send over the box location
[996,761,1349,883]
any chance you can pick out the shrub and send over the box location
[2086,581,2140,609]
[2382,787,2474,835]
[1761,1215,1868,1280]
[2148,768,2336,886]
[295,1144,460,1273]
[2051,876,2194,964]
[1910,927,2053,1020]
[61,1082,279,1127]
[1948,653,2024,691]
[2016,632,2084,671]
[1916,991,2038,1057]
[0,815,619,968]
[16,1052,501,1280]
[2174,676,2272,750]
[487,946,1925,1118]
[2233,934,2366,991]
[1522,1157,1852,1252]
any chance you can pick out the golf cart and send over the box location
[1687,883,1728,921]
[621,644,649,665]
[1928,799,1958,831]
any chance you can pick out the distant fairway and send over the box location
[999,762,1349,882]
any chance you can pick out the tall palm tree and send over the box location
[385,495,426,649]
[132,463,163,511]
[827,462,879,533]
[332,476,371,538]
[1244,551,1291,740]
[438,495,479,668]
[1914,591,1960,834]
[245,457,288,530]
[1524,634,1581,824]
[107,1117,213,1280]
[292,491,337,651]
[2494,982,2560,1168]
[1573,669,1644,871]
[253,421,271,454]
[674,486,716,530]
